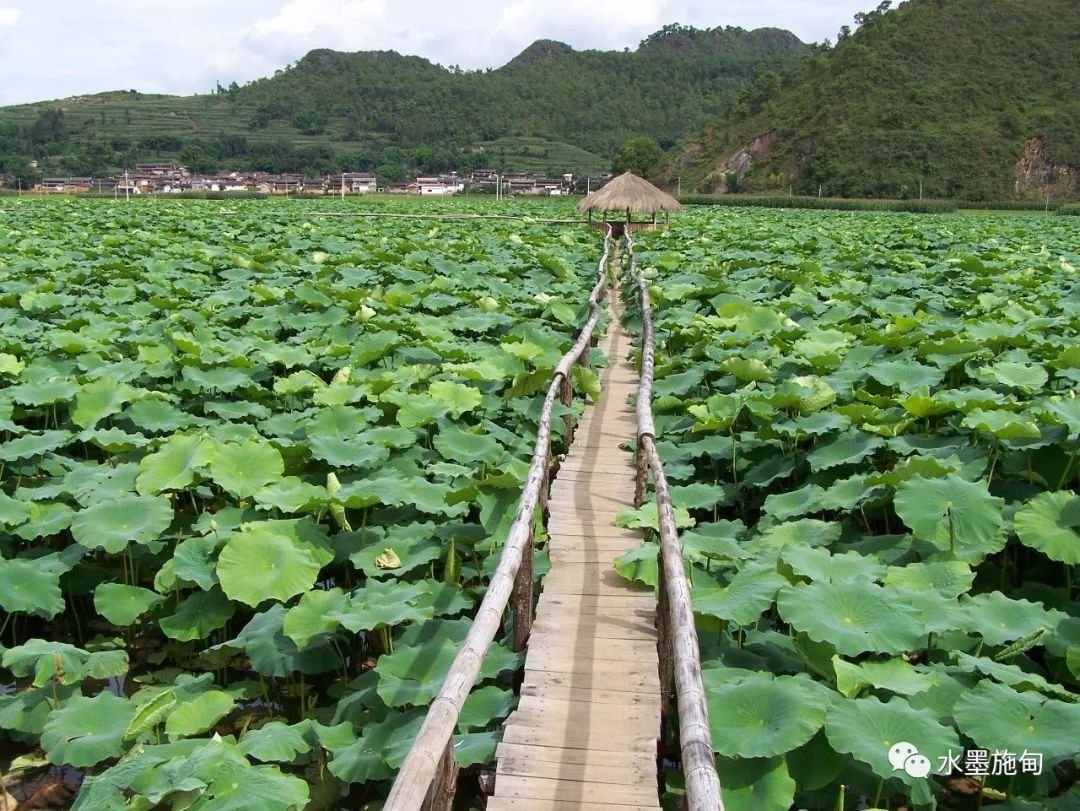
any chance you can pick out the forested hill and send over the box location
[671,0,1080,201]
[0,24,804,181]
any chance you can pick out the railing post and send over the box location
[512,512,535,653]
[560,373,574,445]
[656,542,674,721]
[634,437,648,507]
[422,738,459,811]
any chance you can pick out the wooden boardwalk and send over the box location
[489,287,661,811]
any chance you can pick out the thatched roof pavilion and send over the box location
[577,171,681,232]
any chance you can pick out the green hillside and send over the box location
[671,0,1080,201]
[0,24,805,183]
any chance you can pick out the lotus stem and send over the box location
[873,778,883,808]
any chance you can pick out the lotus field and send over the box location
[623,208,1080,809]
[0,199,603,809]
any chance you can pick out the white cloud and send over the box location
[0,7,21,26]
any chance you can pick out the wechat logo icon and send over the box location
[888,742,932,779]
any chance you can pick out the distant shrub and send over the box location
[681,195,956,213]
[1059,204,1080,216]
[957,199,1062,211]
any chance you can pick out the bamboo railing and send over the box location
[625,233,724,811]
[384,227,613,811]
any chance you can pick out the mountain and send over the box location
[0,24,805,183]
[669,0,1080,200]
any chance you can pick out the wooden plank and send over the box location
[530,616,658,641]
[515,695,661,726]
[519,681,659,707]
[497,755,653,787]
[524,636,659,664]
[487,798,660,811]
[494,774,658,805]
[495,742,655,770]
[502,725,658,753]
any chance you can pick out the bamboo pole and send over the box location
[625,232,724,811]
[384,227,612,811]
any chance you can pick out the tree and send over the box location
[611,136,663,177]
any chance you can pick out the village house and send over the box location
[37,177,93,193]
[339,172,377,193]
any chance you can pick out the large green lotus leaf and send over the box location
[124,398,201,433]
[197,763,309,811]
[713,756,796,811]
[253,477,330,513]
[329,579,431,632]
[882,560,973,597]
[159,588,235,641]
[1,640,117,686]
[0,352,25,376]
[807,427,881,472]
[954,681,1080,762]
[949,652,1075,702]
[349,522,443,578]
[210,439,284,499]
[234,604,342,677]
[706,674,825,758]
[615,501,695,531]
[376,620,520,707]
[305,405,370,440]
[71,494,173,554]
[453,731,501,767]
[692,562,787,626]
[164,690,235,740]
[893,474,1005,562]
[832,656,939,699]
[283,588,350,649]
[824,695,961,792]
[761,485,827,521]
[720,356,772,383]
[613,543,658,588]
[307,434,390,468]
[0,429,72,461]
[984,361,1048,393]
[94,583,163,626]
[64,461,140,507]
[866,360,945,391]
[1014,490,1080,564]
[670,482,731,511]
[183,365,254,393]
[136,434,213,495]
[772,411,851,437]
[1038,396,1080,437]
[161,534,223,591]
[457,686,516,732]
[0,558,64,618]
[394,395,450,429]
[434,425,504,465]
[961,408,1042,440]
[427,380,482,417]
[8,379,78,406]
[42,692,135,767]
[12,500,75,540]
[0,684,78,738]
[958,592,1065,647]
[72,379,139,429]
[329,709,425,783]
[777,580,923,656]
[780,547,885,584]
[751,519,841,552]
[335,476,414,509]
[898,387,955,418]
[217,523,324,607]
[0,490,31,526]
[238,721,313,762]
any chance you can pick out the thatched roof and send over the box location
[576,171,682,215]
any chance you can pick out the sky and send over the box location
[0,0,876,106]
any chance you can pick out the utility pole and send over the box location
[340,172,345,201]
[677,176,681,198]
[125,169,130,201]
[587,176,591,195]
[919,179,923,200]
